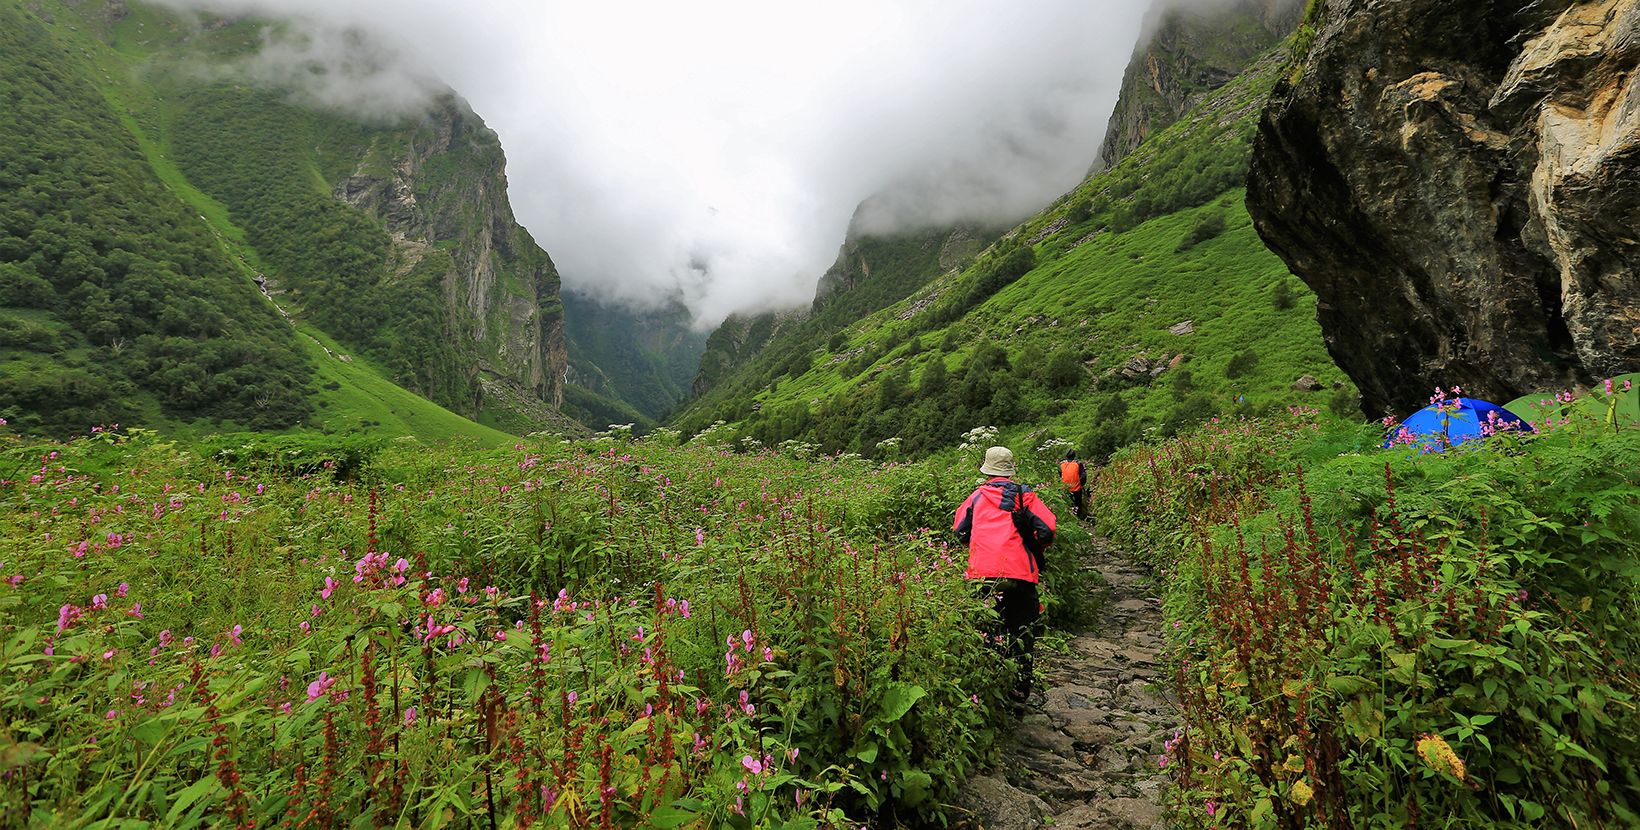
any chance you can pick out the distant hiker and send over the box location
[954,446,1056,709]
[1059,448,1087,518]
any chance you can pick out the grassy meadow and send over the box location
[0,423,1103,829]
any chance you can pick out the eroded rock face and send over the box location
[335,97,566,417]
[1093,0,1303,173]
[1248,0,1640,417]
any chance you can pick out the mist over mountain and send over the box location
[150,0,1152,327]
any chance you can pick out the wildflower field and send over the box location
[1097,383,1640,829]
[0,428,1095,829]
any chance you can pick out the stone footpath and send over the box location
[956,536,1177,830]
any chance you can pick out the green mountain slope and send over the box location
[682,221,1002,418]
[670,41,1348,461]
[562,290,707,430]
[0,5,311,435]
[0,0,575,443]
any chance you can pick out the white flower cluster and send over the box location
[1036,437,1075,453]
[776,439,818,460]
[643,426,683,446]
[957,425,999,452]
[690,420,737,449]
[592,423,636,443]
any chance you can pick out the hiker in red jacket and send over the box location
[953,446,1056,708]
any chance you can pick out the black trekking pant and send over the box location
[972,578,1040,703]
[1069,488,1085,519]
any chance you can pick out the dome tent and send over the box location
[1383,397,1534,451]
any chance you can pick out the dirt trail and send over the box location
[957,536,1177,830]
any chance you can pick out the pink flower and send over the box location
[306,672,337,702]
[299,621,311,634]
[228,624,242,645]
[115,582,129,598]
[91,594,108,610]
[210,644,222,659]
[126,603,144,618]
[321,576,338,600]
[495,631,506,641]
[102,649,115,660]
[567,691,578,705]
[404,706,417,724]
[280,702,292,715]
[741,755,763,774]
[456,577,469,593]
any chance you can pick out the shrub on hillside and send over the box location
[1044,349,1085,390]
[1225,349,1260,379]
[1273,278,1297,310]
[1175,211,1227,252]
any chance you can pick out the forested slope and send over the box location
[0,6,312,435]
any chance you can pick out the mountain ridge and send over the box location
[0,0,577,440]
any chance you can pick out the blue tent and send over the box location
[1383,397,1535,451]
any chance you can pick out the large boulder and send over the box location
[1247,0,1640,417]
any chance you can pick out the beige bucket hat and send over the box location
[979,446,1016,477]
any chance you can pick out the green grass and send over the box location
[297,326,514,447]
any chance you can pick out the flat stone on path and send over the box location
[954,535,1177,828]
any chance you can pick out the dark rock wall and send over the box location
[1094,0,1303,173]
[1248,0,1640,417]
[335,98,567,415]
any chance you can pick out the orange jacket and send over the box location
[953,477,1056,582]
[1060,460,1086,492]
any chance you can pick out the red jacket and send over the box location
[953,477,1056,582]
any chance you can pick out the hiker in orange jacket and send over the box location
[953,446,1056,707]
[1060,449,1087,519]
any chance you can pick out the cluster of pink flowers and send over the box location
[724,628,758,677]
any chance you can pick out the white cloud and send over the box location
[151,0,1151,326]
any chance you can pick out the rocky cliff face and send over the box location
[1094,0,1302,173]
[334,97,567,417]
[1247,0,1640,417]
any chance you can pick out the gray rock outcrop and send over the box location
[1093,0,1304,173]
[335,97,567,417]
[1247,0,1640,417]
